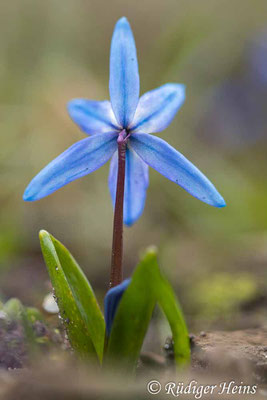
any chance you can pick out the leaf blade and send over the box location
[106,247,190,371]
[106,250,157,372]
[156,274,190,367]
[50,235,105,361]
[39,230,105,361]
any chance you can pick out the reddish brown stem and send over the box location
[109,130,127,288]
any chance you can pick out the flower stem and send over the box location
[110,130,127,288]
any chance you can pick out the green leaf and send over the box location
[156,274,190,367]
[106,247,190,372]
[3,298,23,320]
[39,230,105,362]
[26,307,44,324]
[3,298,37,345]
[105,249,157,371]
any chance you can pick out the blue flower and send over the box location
[104,279,131,335]
[23,17,226,225]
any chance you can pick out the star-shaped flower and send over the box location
[23,17,225,225]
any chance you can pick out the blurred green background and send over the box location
[0,0,267,335]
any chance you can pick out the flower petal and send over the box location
[108,147,149,226]
[108,152,118,211]
[130,84,185,133]
[104,279,131,336]
[23,132,118,201]
[67,99,119,135]
[130,133,226,207]
[109,17,139,128]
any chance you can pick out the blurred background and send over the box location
[0,0,267,343]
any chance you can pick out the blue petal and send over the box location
[108,152,118,212]
[130,84,185,133]
[67,99,119,135]
[23,132,118,201]
[104,279,131,336]
[109,17,139,128]
[130,133,226,207]
[108,147,149,226]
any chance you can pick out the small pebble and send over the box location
[42,293,59,314]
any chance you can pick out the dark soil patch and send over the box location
[0,319,26,369]
[0,316,63,370]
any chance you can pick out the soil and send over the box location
[190,329,267,384]
[0,317,64,370]
[0,319,26,370]
[1,325,267,399]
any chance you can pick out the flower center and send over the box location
[117,129,130,145]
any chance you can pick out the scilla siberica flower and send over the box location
[104,279,130,335]
[23,17,226,225]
